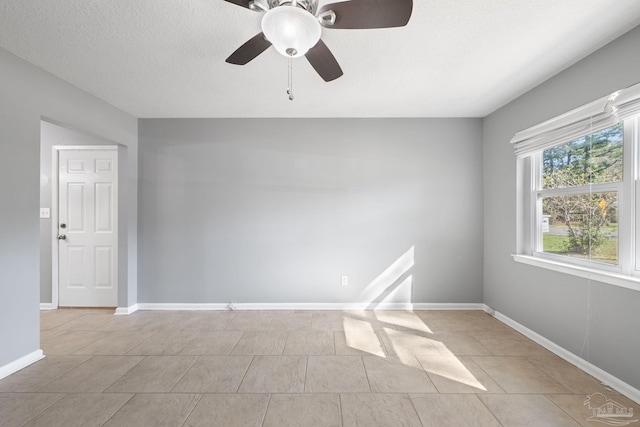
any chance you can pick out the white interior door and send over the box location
[58,149,118,307]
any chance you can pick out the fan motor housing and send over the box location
[250,0,318,15]
[273,0,318,14]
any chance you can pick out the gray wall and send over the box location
[484,25,640,390]
[139,118,483,305]
[0,47,137,367]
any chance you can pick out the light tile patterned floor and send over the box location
[0,309,638,426]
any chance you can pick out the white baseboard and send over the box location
[135,302,486,311]
[40,303,55,310]
[114,304,139,315]
[492,310,640,405]
[0,350,45,381]
[412,303,486,311]
[137,303,230,311]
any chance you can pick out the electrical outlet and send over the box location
[341,275,348,286]
[40,208,50,219]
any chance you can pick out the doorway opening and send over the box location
[40,120,125,309]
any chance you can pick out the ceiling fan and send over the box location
[223,0,414,83]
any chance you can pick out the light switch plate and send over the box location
[40,208,50,219]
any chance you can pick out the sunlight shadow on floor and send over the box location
[419,356,488,391]
[342,246,486,391]
[342,317,386,357]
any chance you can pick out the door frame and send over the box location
[51,145,119,308]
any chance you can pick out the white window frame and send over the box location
[513,82,640,292]
[531,122,632,274]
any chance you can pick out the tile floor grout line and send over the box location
[227,329,244,354]
[96,391,136,427]
[124,331,159,356]
[71,330,116,356]
[413,356,443,394]
[168,355,202,393]
[376,329,394,357]
[474,392,506,427]
[543,393,585,426]
[406,393,427,427]
[178,392,205,427]
[45,313,95,332]
[26,356,91,393]
[360,355,373,393]
[99,355,147,393]
[15,391,68,427]
[303,354,309,393]
[48,329,109,355]
[280,331,290,355]
[174,331,201,357]
[228,330,247,355]
[235,355,256,393]
[463,355,506,394]
[260,393,273,426]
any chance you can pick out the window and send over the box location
[536,123,625,267]
[512,82,640,289]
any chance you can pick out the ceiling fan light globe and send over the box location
[261,6,321,58]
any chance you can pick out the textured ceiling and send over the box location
[1,0,640,118]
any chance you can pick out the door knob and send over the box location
[58,234,67,240]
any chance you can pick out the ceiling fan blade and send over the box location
[319,0,413,29]
[305,39,343,82]
[226,32,272,65]
[222,0,254,10]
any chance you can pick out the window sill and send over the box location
[511,254,640,292]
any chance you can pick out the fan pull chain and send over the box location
[287,55,294,101]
